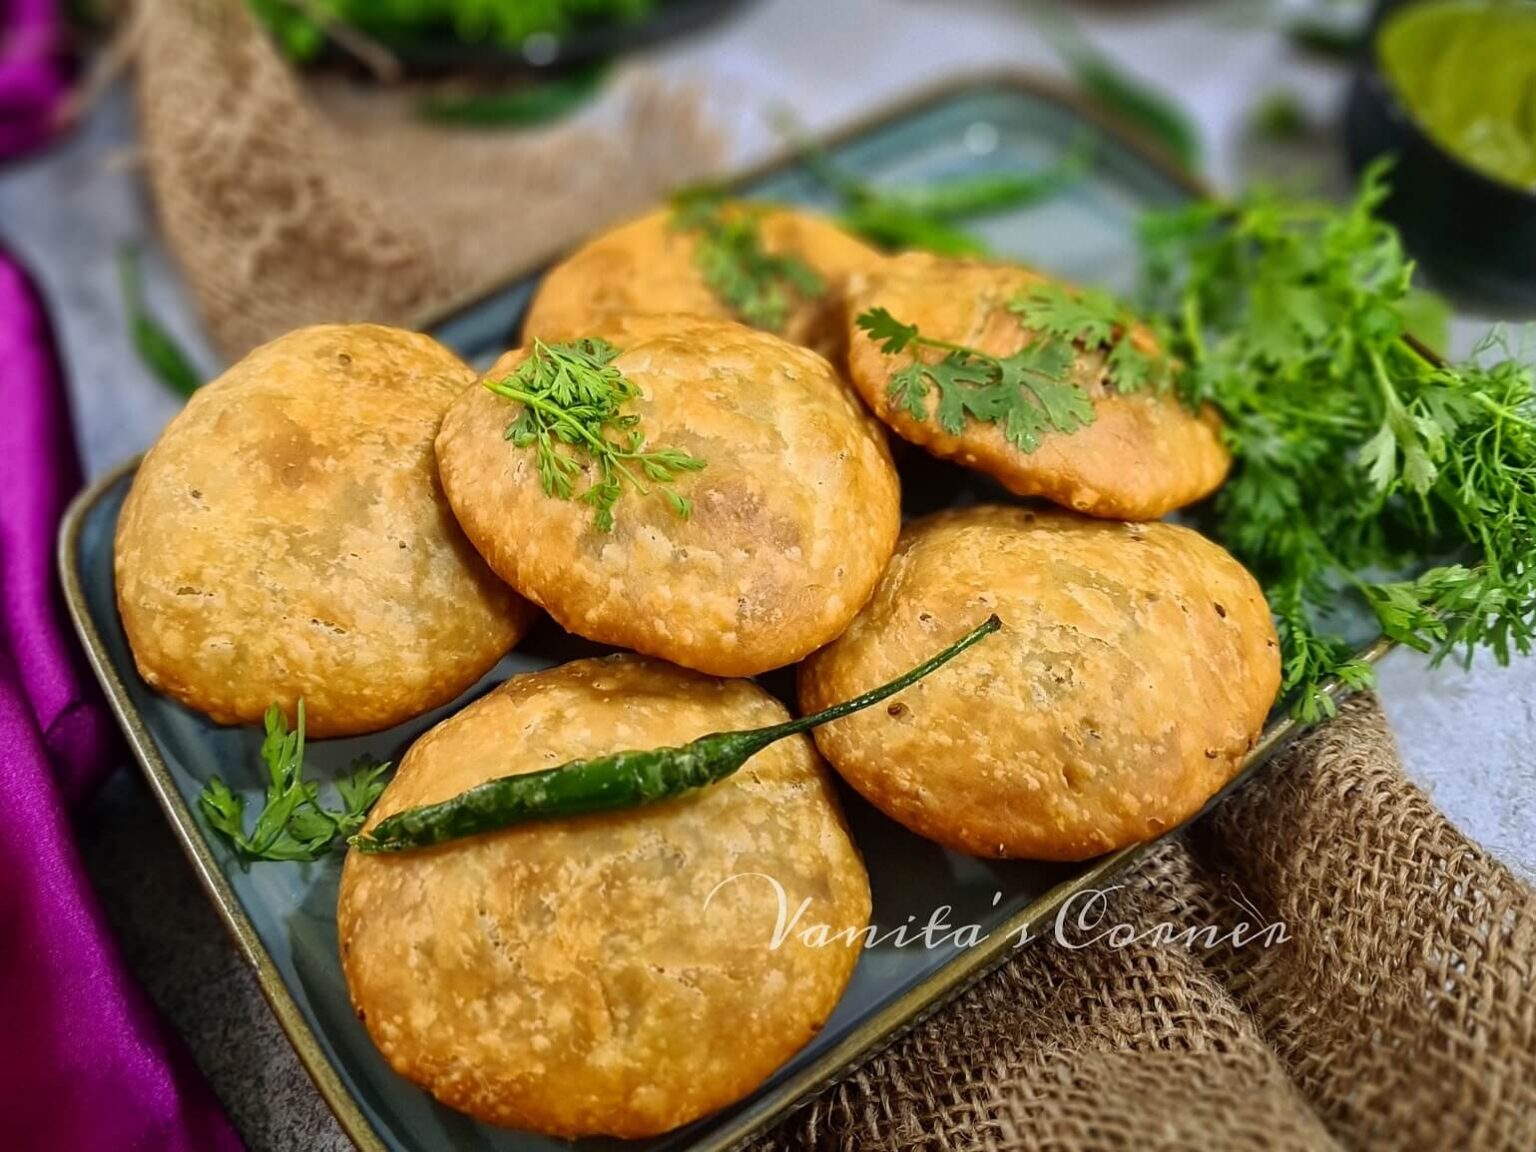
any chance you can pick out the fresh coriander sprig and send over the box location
[1139,161,1536,720]
[855,282,1163,453]
[670,189,826,332]
[857,306,1092,452]
[485,337,705,533]
[198,701,390,867]
[1009,282,1173,394]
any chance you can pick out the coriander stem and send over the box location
[913,332,997,363]
[1469,390,1536,425]
[486,382,613,455]
[910,330,1065,390]
[294,697,305,777]
[598,450,651,497]
[1369,347,1409,420]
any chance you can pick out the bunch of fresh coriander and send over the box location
[1139,161,1535,720]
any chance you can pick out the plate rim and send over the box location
[58,72,1394,1152]
[404,66,1207,334]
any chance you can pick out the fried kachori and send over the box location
[339,655,870,1138]
[435,314,901,677]
[115,324,534,737]
[522,204,881,357]
[799,505,1281,860]
[844,252,1231,519]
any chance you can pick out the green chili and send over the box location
[795,128,1091,257]
[416,63,611,129]
[771,108,1088,258]
[354,613,1003,853]
[835,155,1092,257]
[851,140,1093,221]
[1031,5,1201,173]
[118,246,205,398]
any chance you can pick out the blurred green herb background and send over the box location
[246,0,658,60]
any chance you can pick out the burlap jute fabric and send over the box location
[757,694,1536,1152]
[133,0,724,360]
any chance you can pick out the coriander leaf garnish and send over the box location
[1139,160,1536,720]
[670,189,826,332]
[855,282,1165,454]
[484,338,705,533]
[1010,282,1117,346]
[857,305,1094,453]
[198,701,391,867]
[1009,282,1173,394]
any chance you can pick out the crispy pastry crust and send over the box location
[114,324,534,736]
[436,314,901,676]
[799,505,1281,860]
[339,656,871,1138]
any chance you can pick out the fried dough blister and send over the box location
[112,201,1287,1139]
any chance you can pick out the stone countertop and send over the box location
[5,1,1533,1148]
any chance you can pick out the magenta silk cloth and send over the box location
[1,0,72,162]
[0,249,245,1151]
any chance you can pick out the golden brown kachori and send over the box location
[844,252,1231,519]
[799,505,1281,860]
[339,655,870,1138]
[435,314,901,677]
[522,205,881,358]
[114,324,534,737]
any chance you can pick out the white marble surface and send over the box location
[3,1,1533,1147]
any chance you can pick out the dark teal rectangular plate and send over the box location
[60,76,1380,1152]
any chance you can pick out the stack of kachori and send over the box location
[112,198,1284,1139]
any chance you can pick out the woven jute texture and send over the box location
[133,0,723,360]
[760,695,1536,1152]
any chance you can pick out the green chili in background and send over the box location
[417,63,611,128]
[784,113,1092,256]
[355,614,1003,853]
[838,203,992,257]
[837,145,1092,256]
[117,246,205,398]
[1029,3,1201,173]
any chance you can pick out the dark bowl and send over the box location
[1344,0,1536,312]
[315,0,759,77]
